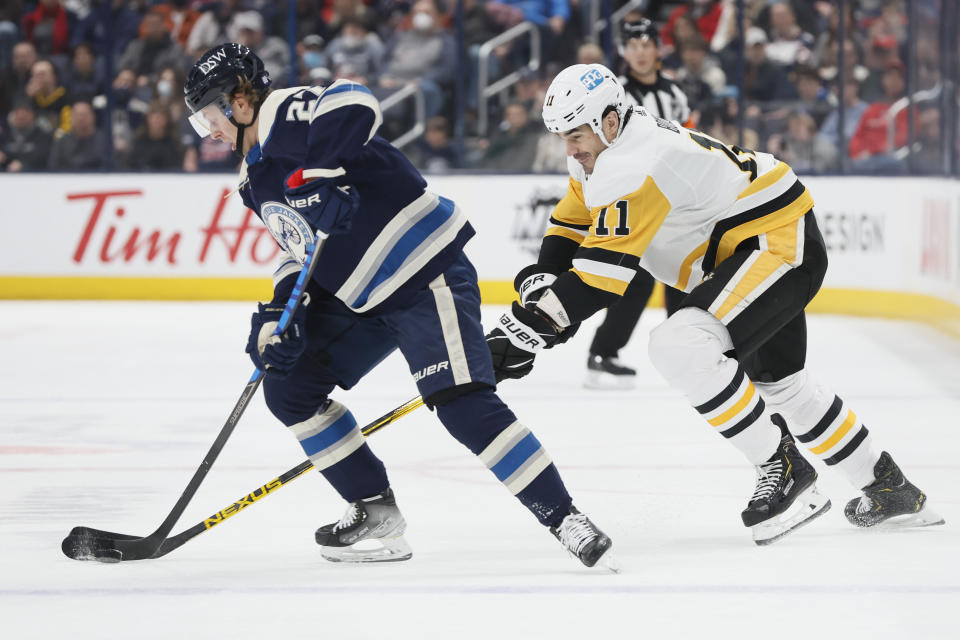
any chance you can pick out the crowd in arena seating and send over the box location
[0,0,948,174]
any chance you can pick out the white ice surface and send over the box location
[1,301,958,639]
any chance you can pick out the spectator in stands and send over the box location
[675,35,725,106]
[296,34,328,85]
[21,0,70,57]
[186,0,242,58]
[409,115,460,173]
[767,109,833,173]
[0,41,37,118]
[142,0,201,49]
[911,106,942,174]
[817,74,869,170]
[848,59,907,174]
[65,42,104,104]
[71,0,143,57]
[109,67,150,158]
[860,34,900,102]
[125,102,184,171]
[379,0,455,118]
[118,10,188,87]
[25,59,70,134]
[791,65,831,127]
[0,98,54,172]
[576,42,604,66]
[741,26,792,103]
[474,101,540,171]
[48,100,105,170]
[764,0,814,68]
[268,0,326,46]
[0,1,23,72]
[325,17,383,83]
[661,0,723,49]
[230,11,291,87]
[486,0,569,57]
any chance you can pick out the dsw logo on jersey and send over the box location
[261,201,315,264]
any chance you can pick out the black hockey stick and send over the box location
[62,394,423,562]
[61,231,327,563]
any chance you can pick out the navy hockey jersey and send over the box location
[238,81,474,313]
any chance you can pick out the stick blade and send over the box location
[62,533,124,563]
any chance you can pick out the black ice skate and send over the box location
[844,451,945,528]
[315,488,413,562]
[742,431,831,545]
[584,353,637,390]
[550,507,617,571]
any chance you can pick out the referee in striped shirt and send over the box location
[585,18,694,389]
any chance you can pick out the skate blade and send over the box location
[320,535,413,563]
[596,551,621,574]
[870,504,946,530]
[753,485,832,546]
[583,371,636,390]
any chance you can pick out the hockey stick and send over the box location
[61,231,328,563]
[62,394,424,562]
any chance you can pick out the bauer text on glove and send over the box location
[284,168,359,236]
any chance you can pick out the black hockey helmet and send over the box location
[184,43,271,138]
[621,18,659,46]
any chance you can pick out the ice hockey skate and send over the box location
[315,488,413,562]
[741,431,831,545]
[551,507,617,572]
[844,451,944,529]
[584,353,637,390]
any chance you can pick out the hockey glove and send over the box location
[486,302,560,382]
[245,301,308,377]
[514,264,581,346]
[284,168,359,236]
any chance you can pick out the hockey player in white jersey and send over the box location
[486,63,944,544]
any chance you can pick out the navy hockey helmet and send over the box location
[184,43,271,138]
[620,18,659,46]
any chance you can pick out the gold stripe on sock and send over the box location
[810,410,857,455]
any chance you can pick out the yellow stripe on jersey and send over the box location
[711,252,790,320]
[736,161,790,201]
[571,267,632,296]
[545,177,592,242]
[569,176,671,296]
[764,217,802,264]
[810,410,858,455]
[581,176,671,258]
[714,184,813,267]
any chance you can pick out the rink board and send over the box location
[1,173,958,331]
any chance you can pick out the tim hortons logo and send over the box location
[67,187,282,265]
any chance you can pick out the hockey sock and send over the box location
[436,389,572,526]
[691,362,781,465]
[757,372,879,489]
[290,400,389,502]
[649,308,780,465]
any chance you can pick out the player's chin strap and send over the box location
[598,108,633,148]
[229,100,264,158]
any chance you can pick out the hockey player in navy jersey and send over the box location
[183,44,613,568]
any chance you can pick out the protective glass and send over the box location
[186,96,233,137]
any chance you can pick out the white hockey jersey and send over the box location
[547,107,814,296]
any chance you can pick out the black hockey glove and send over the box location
[486,302,560,382]
[245,301,308,377]
[284,168,359,236]
[514,264,581,346]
